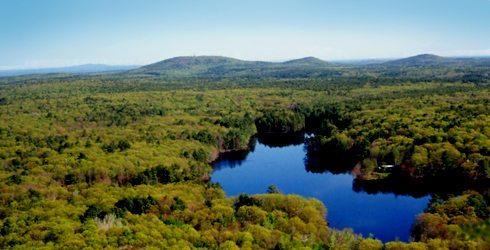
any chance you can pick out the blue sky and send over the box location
[0,0,489,69]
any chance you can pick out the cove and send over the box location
[211,136,431,242]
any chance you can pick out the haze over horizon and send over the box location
[1,0,489,69]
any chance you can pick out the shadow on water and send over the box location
[304,151,358,174]
[353,173,489,198]
[212,139,257,170]
[256,132,306,147]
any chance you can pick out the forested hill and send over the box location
[382,54,490,67]
[282,56,331,67]
[128,55,332,77]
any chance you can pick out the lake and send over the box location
[211,136,431,242]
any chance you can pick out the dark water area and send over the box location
[212,135,431,242]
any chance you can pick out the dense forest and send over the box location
[0,59,488,249]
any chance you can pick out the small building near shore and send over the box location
[378,164,395,172]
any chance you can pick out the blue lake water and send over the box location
[212,138,431,242]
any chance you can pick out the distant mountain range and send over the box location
[1,54,489,78]
[129,54,490,77]
[0,64,139,77]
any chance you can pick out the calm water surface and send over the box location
[212,138,430,242]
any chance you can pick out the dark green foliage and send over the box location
[217,112,254,130]
[234,194,262,211]
[180,149,208,161]
[81,204,108,221]
[45,135,71,153]
[27,189,41,200]
[466,193,489,219]
[9,158,21,168]
[204,199,212,208]
[267,185,281,194]
[299,103,353,134]
[130,165,171,185]
[64,173,78,185]
[163,217,185,226]
[101,139,131,153]
[256,109,305,134]
[115,196,156,216]
[192,130,216,145]
[0,218,13,236]
[307,133,354,157]
[222,128,249,151]
[170,197,186,211]
[43,230,58,243]
[117,139,131,151]
[192,148,208,162]
[6,174,22,185]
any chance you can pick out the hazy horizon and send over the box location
[1,0,489,69]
